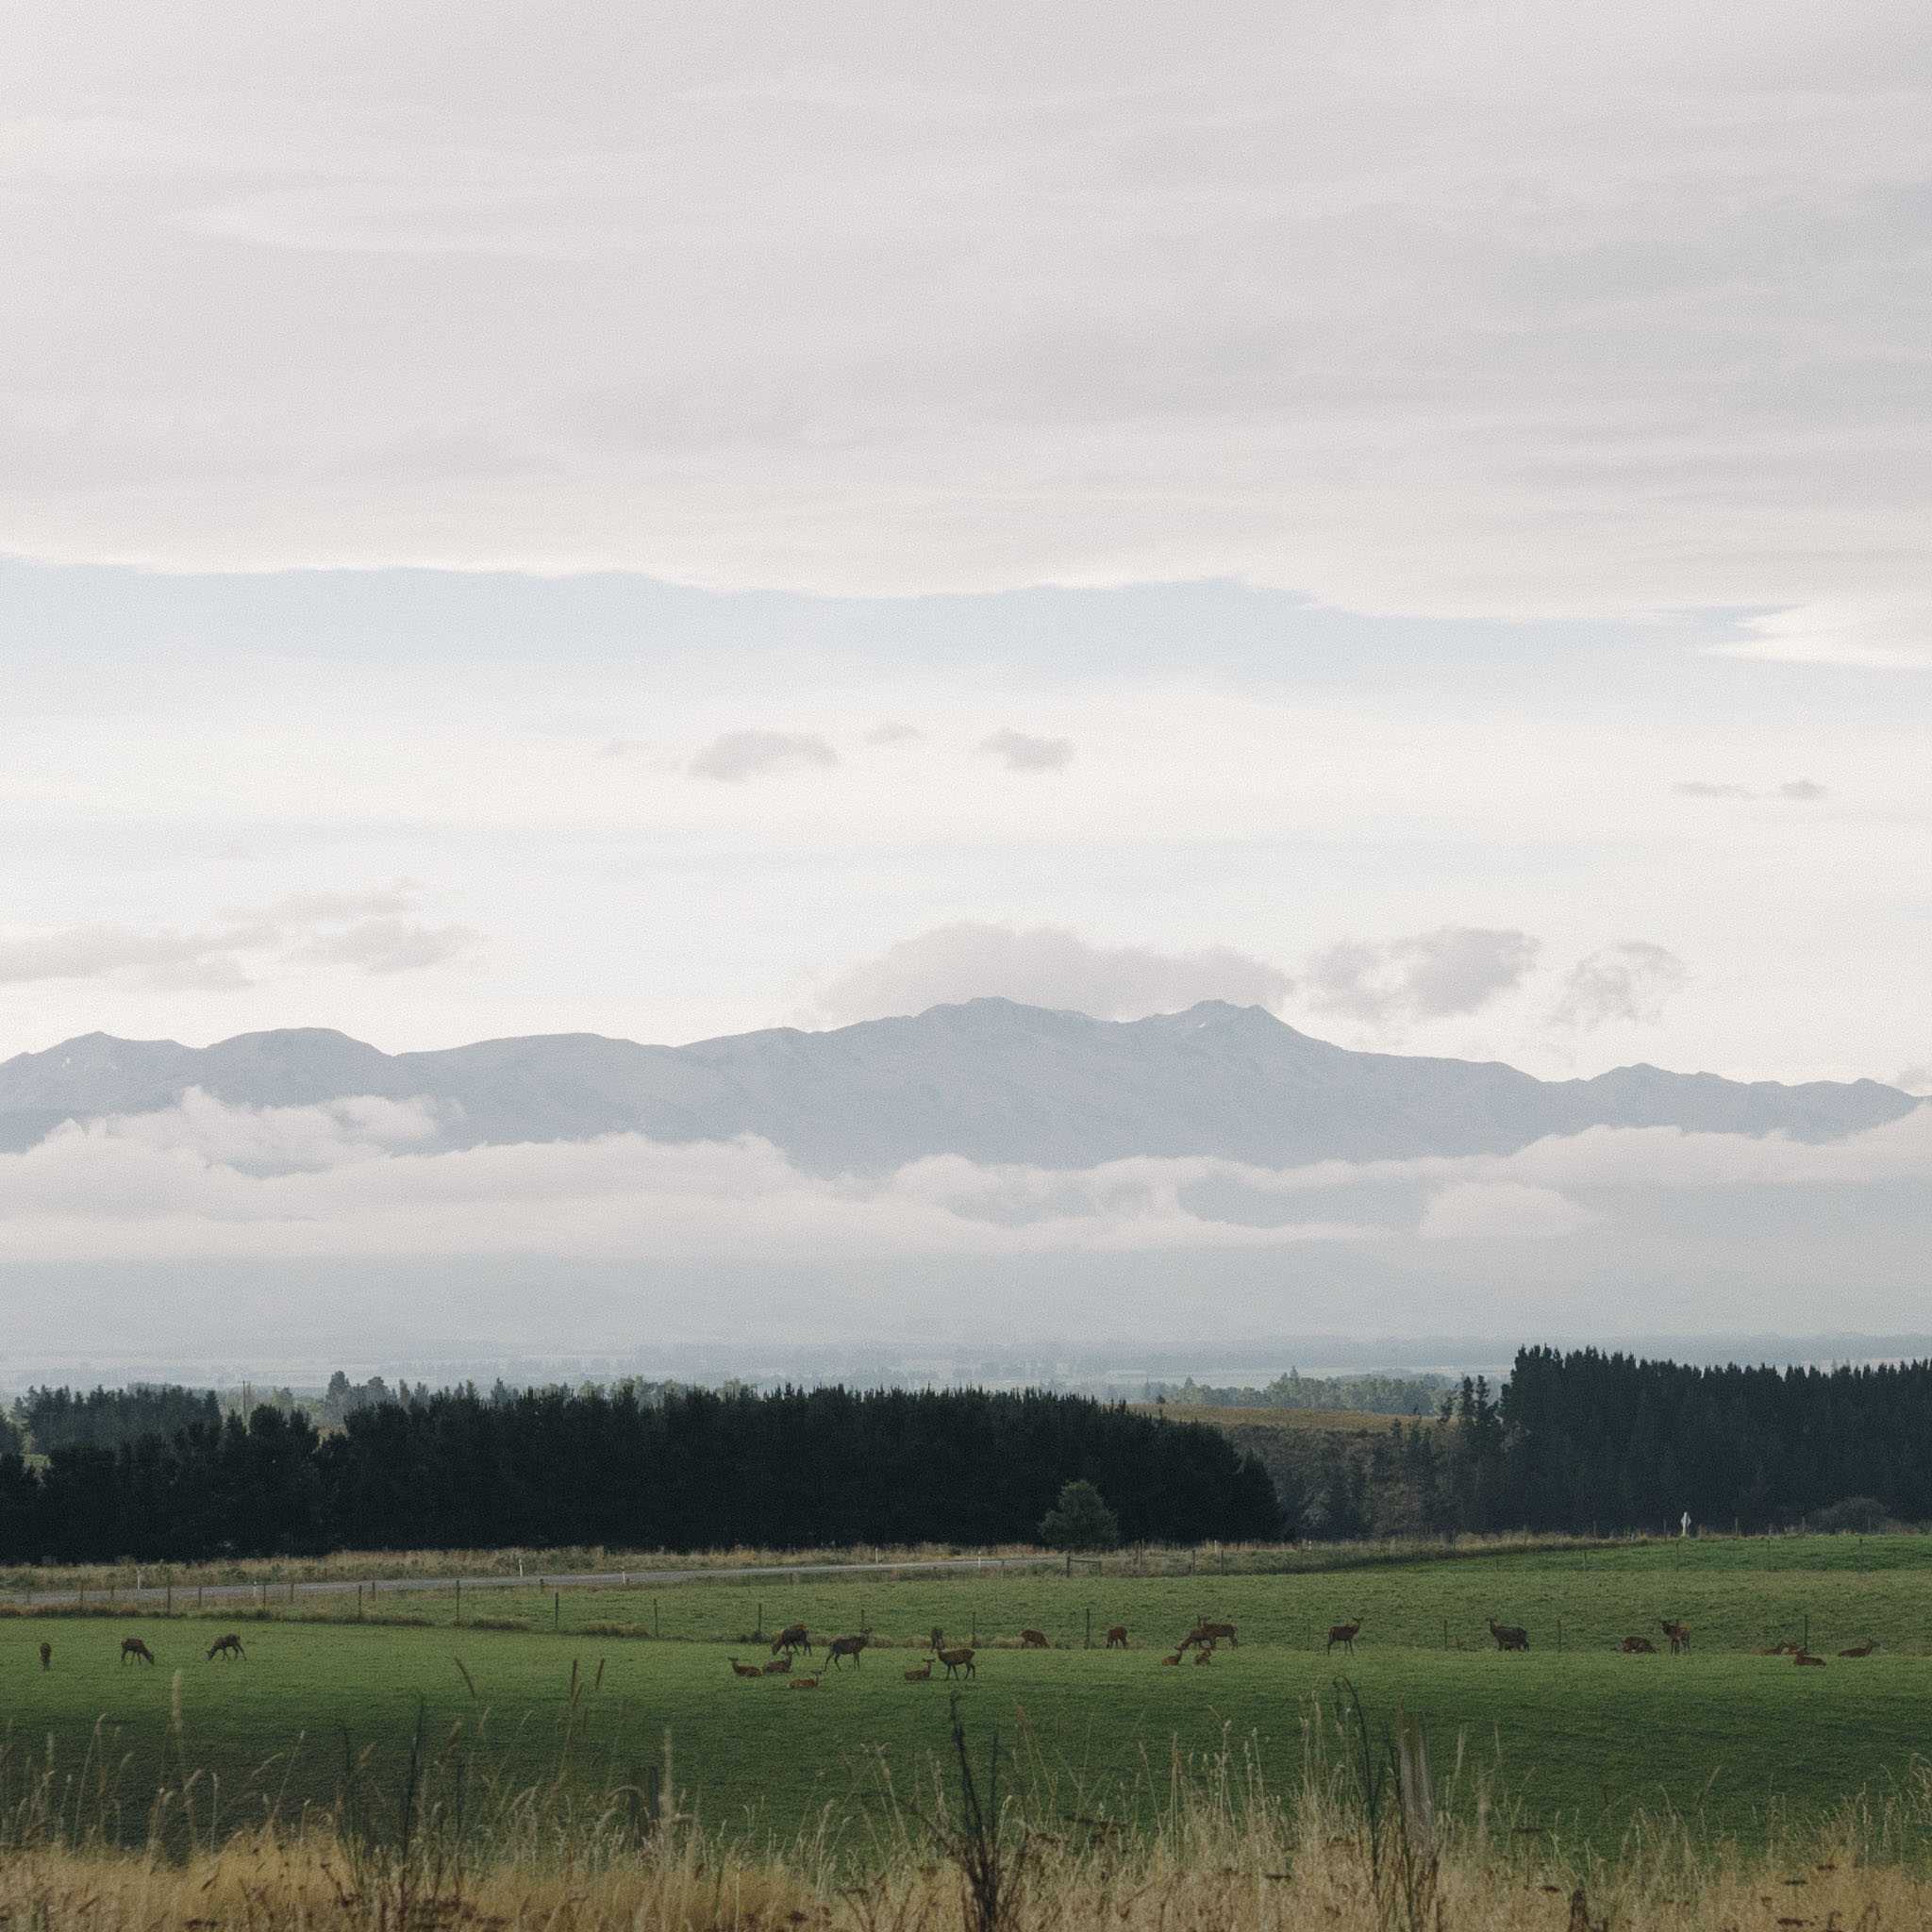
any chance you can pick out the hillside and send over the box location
[0,999,1913,1171]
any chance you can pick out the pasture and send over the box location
[6,1534,1932,1858]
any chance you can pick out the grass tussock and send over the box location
[4,1686,1932,1931]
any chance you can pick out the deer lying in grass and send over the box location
[729,1657,763,1679]
[1793,1649,1826,1667]
[1106,1624,1128,1649]
[1840,1640,1876,1658]
[790,1673,821,1689]
[120,1637,155,1665]
[826,1630,871,1669]
[1019,1628,1049,1649]
[1619,1636,1657,1654]
[935,1645,976,1679]
[1660,1620,1690,1655]
[773,1624,811,1656]
[1192,1645,1214,1665]
[761,1655,792,1675]
[207,1633,245,1662]
[1487,1619,1528,1652]
[1761,1641,1800,1656]
[1179,1620,1237,1651]
[1159,1652,1182,1666]
[904,1659,933,1681]
[1326,1619,1362,1654]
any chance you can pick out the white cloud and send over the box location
[1305,927,1540,1025]
[1672,779,1828,802]
[865,723,924,746]
[1550,941,1689,1030]
[812,923,1293,1024]
[688,730,840,782]
[0,924,259,989]
[1418,1180,1601,1241]
[977,729,1074,773]
[294,918,482,975]
[1899,1065,1932,1096]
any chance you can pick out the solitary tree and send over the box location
[1039,1478,1120,1552]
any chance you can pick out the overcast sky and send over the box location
[1,3,1930,1356]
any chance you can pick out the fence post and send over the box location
[555,1591,561,1633]
[166,1582,172,1617]
[358,1583,363,1622]
[1086,1607,1092,1649]
[654,1596,660,1638]
[456,1578,462,1626]
[197,1583,204,1612]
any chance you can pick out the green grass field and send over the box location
[6,1535,1930,1859]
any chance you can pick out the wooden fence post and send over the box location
[555,1591,561,1632]
[1085,1607,1091,1649]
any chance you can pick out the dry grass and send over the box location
[3,1687,1931,1931]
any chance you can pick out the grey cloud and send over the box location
[0,5,1926,663]
[1897,1065,1932,1096]
[1306,927,1540,1025]
[688,730,840,782]
[1551,942,1689,1030]
[978,729,1074,773]
[865,723,924,746]
[295,918,482,976]
[231,886,421,923]
[813,923,1292,1024]
[1674,779,1829,801]
[0,924,258,988]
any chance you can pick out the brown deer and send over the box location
[1840,1640,1876,1658]
[1179,1620,1238,1651]
[1326,1619,1362,1654]
[935,1645,976,1680]
[903,1659,933,1681]
[1159,1651,1182,1666]
[1192,1644,1214,1665]
[825,1630,871,1670]
[38,1641,51,1671]
[1793,1650,1826,1667]
[729,1657,762,1679]
[761,1655,793,1675]
[1487,1619,1528,1652]
[121,1637,156,1665]
[1761,1641,1800,1656]
[1660,1620,1690,1655]
[773,1623,812,1656]
[790,1673,822,1689]
[1019,1628,1050,1649]
[1619,1636,1657,1654]
[207,1633,245,1662]
[1105,1624,1128,1649]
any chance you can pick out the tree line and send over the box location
[0,1383,1281,1562]
[1274,1348,1932,1539]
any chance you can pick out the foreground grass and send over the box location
[7,1718,1932,1932]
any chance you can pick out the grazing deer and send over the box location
[790,1674,821,1690]
[1179,1620,1238,1651]
[762,1656,793,1675]
[207,1633,245,1662]
[1840,1640,1876,1658]
[825,1630,871,1670]
[1793,1650,1826,1667]
[1660,1620,1690,1655]
[1326,1619,1362,1654]
[38,1641,51,1672]
[935,1645,976,1680]
[1105,1624,1128,1649]
[729,1657,762,1679]
[773,1623,812,1656]
[1619,1636,1657,1654]
[121,1637,156,1665]
[1159,1651,1182,1666]
[1487,1619,1529,1652]
[904,1660,933,1681]
[1019,1628,1049,1649]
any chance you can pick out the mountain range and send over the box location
[0,999,1914,1173]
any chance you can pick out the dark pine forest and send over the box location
[0,1385,1281,1563]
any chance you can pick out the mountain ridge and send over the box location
[0,998,1914,1173]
